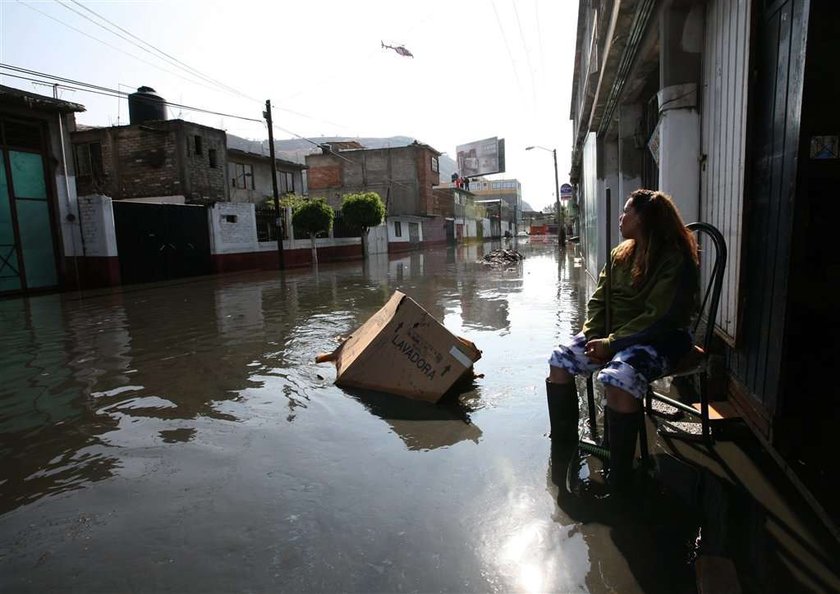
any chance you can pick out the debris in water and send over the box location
[315,291,481,402]
[479,249,524,269]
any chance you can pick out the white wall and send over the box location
[701,0,751,341]
[77,194,118,257]
[657,84,700,224]
[208,202,258,255]
[582,132,599,278]
[366,223,388,256]
[466,220,478,239]
[387,216,423,243]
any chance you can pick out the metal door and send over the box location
[408,222,420,243]
[0,117,59,295]
[113,202,211,285]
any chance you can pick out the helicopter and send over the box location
[381,41,414,58]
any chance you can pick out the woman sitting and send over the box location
[546,188,699,489]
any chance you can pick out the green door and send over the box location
[0,119,59,294]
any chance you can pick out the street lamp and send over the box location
[525,145,562,238]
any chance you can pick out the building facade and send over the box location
[569,0,839,529]
[0,85,88,296]
[430,186,485,243]
[72,119,227,203]
[226,140,306,205]
[465,177,521,232]
[305,141,443,252]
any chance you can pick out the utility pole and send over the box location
[552,148,562,237]
[264,100,285,270]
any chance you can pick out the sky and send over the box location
[0,0,579,212]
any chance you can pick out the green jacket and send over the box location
[582,247,698,353]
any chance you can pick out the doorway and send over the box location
[0,117,60,295]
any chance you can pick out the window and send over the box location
[230,162,254,189]
[394,221,402,237]
[208,148,218,168]
[431,156,439,172]
[74,142,104,178]
[194,135,203,155]
[278,171,295,195]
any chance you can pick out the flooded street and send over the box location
[0,241,834,593]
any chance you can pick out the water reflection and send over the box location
[345,388,482,451]
[547,431,840,593]
[0,295,124,513]
[3,240,833,593]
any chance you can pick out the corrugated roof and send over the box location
[0,84,86,113]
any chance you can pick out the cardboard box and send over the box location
[317,291,481,402]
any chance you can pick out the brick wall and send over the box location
[415,146,440,216]
[115,125,181,198]
[181,122,227,201]
[71,120,227,202]
[304,145,442,216]
[73,130,117,197]
[431,187,455,217]
[307,164,342,191]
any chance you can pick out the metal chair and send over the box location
[583,221,730,458]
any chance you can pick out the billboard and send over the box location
[456,137,506,177]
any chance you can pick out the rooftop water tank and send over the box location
[128,86,167,124]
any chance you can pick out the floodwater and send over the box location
[0,240,836,593]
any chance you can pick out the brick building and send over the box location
[466,177,521,232]
[0,85,87,297]
[71,119,227,203]
[305,141,443,251]
[431,186,485,243]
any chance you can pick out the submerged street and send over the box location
[1,240,838,593]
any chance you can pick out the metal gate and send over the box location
[0,117,60,295]
[113,202,211,285]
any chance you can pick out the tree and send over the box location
[292,198,334,266]
[341,191,385,258]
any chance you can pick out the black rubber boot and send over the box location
[605,407,641,490]
[546,380,579,442]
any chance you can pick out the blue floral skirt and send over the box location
[548,331,691,399]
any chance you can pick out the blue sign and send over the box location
[560,183,573,198]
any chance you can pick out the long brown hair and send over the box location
[614,189,698,286]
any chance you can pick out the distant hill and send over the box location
[227,134,458,180]
[226,134,536,210]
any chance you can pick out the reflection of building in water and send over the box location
[459,291,511,332]
[455,256,525,332]
[215,281,266,342]
[0,295,128,513]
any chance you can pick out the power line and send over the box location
[17,1,356,135]
[270,123,417,192]
[489,0,524,92]
[510,0,537,113]
[0,64,263,123]
[52,0,243,99]
[3,63,423,193]
[63,0,259,103]
[17,0,231,95]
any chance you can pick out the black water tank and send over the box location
[128,86,167,124]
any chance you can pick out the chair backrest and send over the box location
[687,222,727,351]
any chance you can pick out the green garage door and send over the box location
[0,119,58,294]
